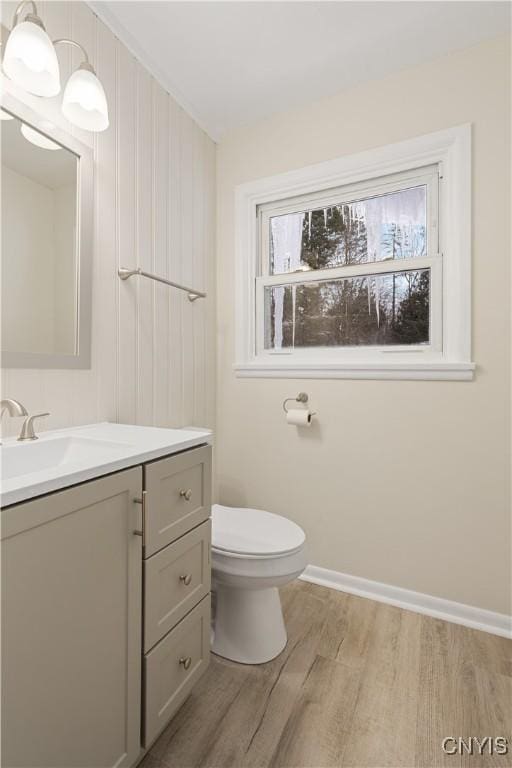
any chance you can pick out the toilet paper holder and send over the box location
[282,392,313,414]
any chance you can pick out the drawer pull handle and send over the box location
[180,489,193,501]
[179,656,192,670]
[180,573,192,586]
[133,492,146,545]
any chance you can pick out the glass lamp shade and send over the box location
[20,122,61,150]
[62,66,109,132]
[2,20,60,97]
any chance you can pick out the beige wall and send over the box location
[1,0,216,437]
[216,36,511,614]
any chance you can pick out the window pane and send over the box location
[269,185,427,275]
[264,269,430,349]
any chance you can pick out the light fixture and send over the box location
[55,39,109,132]
[2,1,60,97]
[1,4,109,134]
[20,122,61,151]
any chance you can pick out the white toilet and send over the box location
[211,504,307,664]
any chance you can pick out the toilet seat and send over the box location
[211,504,305,558]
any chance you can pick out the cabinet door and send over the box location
[1,468,143,768]
[143,445,212,557]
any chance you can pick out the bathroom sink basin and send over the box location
[0,422,212,507]
[2,436,130,481]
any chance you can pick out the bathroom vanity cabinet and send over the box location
[1,441,212,768]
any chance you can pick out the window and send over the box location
[258,167,439,357]
[235,126,474,380]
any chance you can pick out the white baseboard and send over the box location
[300,565,512,639]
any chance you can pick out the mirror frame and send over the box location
[1,91,93,369]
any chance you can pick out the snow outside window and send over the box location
[256,166,442,360]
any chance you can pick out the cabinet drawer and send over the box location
[144,520,211,652]
[143,594,210,748]
[143,445,212,557]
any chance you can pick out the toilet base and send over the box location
[212,584,287,664]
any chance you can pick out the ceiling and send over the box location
[89,1,510,142]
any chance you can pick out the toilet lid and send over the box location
[211,504,306,557]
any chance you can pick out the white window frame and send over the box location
[234,125,474,380]
[257,165,441,360]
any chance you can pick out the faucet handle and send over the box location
[18,413,50,441]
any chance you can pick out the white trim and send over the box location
[234,361,475,380]
[86,1,217,143]
[258,164,438,220]
[300,565,512,639]
[235,125,473,380]
[259,256,436,285]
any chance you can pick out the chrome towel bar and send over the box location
[118,267,206,302]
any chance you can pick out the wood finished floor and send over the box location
[141,581,511,768]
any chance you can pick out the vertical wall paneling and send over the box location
[135,66,154,426]
[117,41,137,425]
[153,80,170,427]
[168,100,184,427]
[192,122,205,428]
[0,2,216,437]
[69,1,98,427]
[94,17,118,423]
[180,110,195,426]
[206,137,217,437]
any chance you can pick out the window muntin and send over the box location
[269,185,427,275]
[264,268,430,350]
[256,165,440,359]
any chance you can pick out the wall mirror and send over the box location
[1,94,92,368]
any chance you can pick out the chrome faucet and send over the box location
[0,399,29,445]
[1,398,28,418]
[0,401,50,442]
[18,413,50,441]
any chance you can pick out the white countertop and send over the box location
[0,422,212,507]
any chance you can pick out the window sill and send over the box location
[233,361,476,381]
